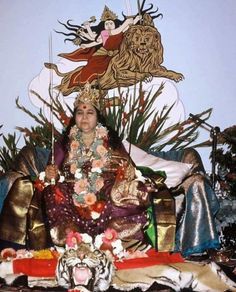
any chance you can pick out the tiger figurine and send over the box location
[56,242,114,291]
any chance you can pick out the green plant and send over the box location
[0,132,21,173]
[103,82,212,152]
[0,83,212,173]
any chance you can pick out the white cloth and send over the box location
[122,140,192,188]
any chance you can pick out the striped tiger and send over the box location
[56,242,114,291]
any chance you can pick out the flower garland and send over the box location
[0,247,59,261]
[68,123,109,220]
[65,228,125,259]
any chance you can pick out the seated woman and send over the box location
[0,85,220,257]
[41,87,158,250]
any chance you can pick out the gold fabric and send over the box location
[0,177,33,245]
[109,218,143,240]
[107,149,150,243]
[93,47,119,57]
[0,144,176,252]
[0,146,49,248]
[111,180,149,207]
[152,189,176,251]
[109,150,149,207]
[0,176,49,249]
[27,190,49,250]
[14,146,42,176]
[109,148,176,251]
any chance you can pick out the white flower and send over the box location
[55,245,66,254]
[39,171,46,181]
[91,211,101,220]
[91,167,102,173]
[81,233,93,244]
[26,251,34,258]
[111,239,124,256]
[75,169,83,179]
[16,250,34,259]
[94,234,103,249]
[115,250,128,260]
[58,175,65,183]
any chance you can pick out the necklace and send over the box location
[81,131,95,148]
[67,123,109,219]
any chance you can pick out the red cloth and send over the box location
[59,32,123,87]
[12,249,184,277]
[59,47,97,62]
[114,250,185,270]
[13,258,58,277]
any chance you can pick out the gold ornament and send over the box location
[100,5,118,22]
[74,83,101,110]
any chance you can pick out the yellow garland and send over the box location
[32,249,56,259]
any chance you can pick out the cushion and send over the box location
[122,141,192,188]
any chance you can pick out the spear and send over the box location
[49,33,55,184]
[137,0,143,24]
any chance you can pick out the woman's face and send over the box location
[75,103,98,134]
[104,20,115,30]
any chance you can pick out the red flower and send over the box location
[34,179,45,191]
[54,187,65,204]
[138,92,146,113]
[76,206,91,219]
[102,228,118,244]
[1,248,17,259]
[66,231,82,248]
[91,200,106,213]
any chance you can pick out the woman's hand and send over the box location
[82,20,91,27]
[45,164,59,181]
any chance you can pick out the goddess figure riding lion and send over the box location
[45,5,184,96]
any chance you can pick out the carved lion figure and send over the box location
[98,23,184,90]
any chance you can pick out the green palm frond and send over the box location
[0,133,21,172]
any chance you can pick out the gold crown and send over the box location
[100,5,118,22]
[74,83,101,110]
